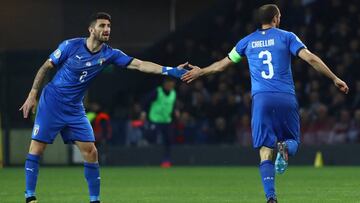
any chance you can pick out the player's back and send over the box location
[235,27,305,96]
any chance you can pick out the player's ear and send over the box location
[272,15,278,25]
[88,26,94,34]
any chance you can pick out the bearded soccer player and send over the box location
[182,4,348,203]
[20,12,187,203]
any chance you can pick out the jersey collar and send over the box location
[258,27,273,31]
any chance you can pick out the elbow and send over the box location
[308,56,318,64]
[305,54,318,66]
[135,61,144,71]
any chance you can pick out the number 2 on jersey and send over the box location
[258,50,274,79]
[79,71,88,83]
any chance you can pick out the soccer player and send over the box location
[181,4,348,203]
[19,12,187,203]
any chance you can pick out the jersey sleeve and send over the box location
[288,32,306,56]
[49,40,71,66]
[110,49,134,68]
[228,38,247,63]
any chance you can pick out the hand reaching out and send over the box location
[181,64,203,83]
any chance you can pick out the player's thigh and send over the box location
[251,93,277,148]
[61,115,95,143]
[276,95,300,142]
[32,90,65,144]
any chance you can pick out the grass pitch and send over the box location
[0,166,359,203]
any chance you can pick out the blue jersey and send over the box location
[228,28,306,96]
[48,38,133,105]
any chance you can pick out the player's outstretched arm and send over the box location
[19,60,54,118]
[181,57,233,83]
[127,58,188,79]
[298,49,349,94]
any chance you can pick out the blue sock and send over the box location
[84,162,100,201]
[25,154,40,198]
[285,139,298,156]
[259,160,276,200]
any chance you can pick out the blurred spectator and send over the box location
[328,109,351,144]
[143,78,178,167]
[312,104,334,144]
[348,109,360,143]
[236,114,252,146]
[352,80,360,109]
[125,103,145,146]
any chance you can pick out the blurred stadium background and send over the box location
[0,0,360,202]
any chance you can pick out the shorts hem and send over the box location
[254,144,276,149]
[64,140,95,144]
[32,138,53,144]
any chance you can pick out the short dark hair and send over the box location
[257,4,280,24]
[89,12,111,26]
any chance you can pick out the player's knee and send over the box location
[29,140,47,155]
[82,145,98,160]
[259,147,273,161]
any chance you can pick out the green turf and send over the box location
[0,166,360,203]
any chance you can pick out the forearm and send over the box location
[128,58,186,78]
[201,57,232,76]
[308,55,337,80]
[201,61,227,76]
[136,61,163,74]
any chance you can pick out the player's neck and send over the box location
[86,37,103,53]
[261,24,274,30]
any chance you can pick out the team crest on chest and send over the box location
[98,58,106,65]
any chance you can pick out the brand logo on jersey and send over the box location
[86,62,92,67]
[54,49,61,59]
[33,124,40,136]
[98,58,106,65]
[75,55,83,60]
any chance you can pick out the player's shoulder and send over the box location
[64,37,84,45]
[105,44,129,56]
[273,28,295,37]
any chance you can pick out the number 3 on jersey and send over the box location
[79,71,88,83]
[258,50,274,79]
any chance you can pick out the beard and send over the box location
[95,33,110,43]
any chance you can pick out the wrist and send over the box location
[28,89,38,98]
[162,66,186,79]
[200,68,206,76]
[161,66,174,75]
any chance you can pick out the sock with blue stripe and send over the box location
[259,160,276,200]
[84,162,100,202]
[285,139,298,156]
[25,153,40,198]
